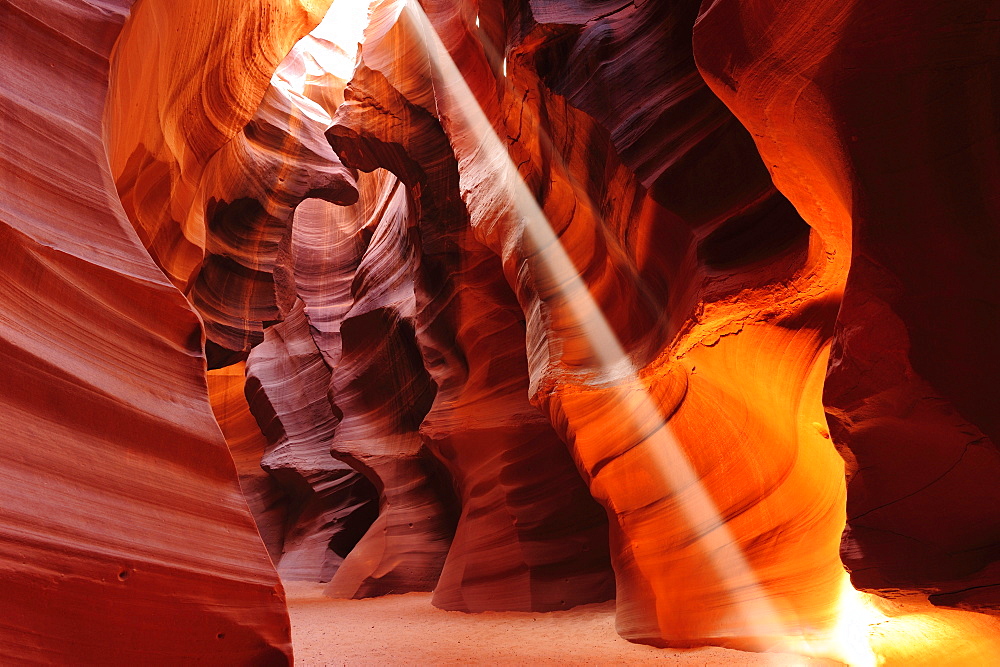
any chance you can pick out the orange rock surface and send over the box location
[3,0,1000,662]
[208,362,288,564]
[321,0,849,653]
[693,0,1000,611]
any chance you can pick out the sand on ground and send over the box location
[284,583,819,666]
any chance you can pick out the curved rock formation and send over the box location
[109,0,383,592]
[319,168,459,598]
[329,52,615,611]
[107,0,335,290]
[189,76,358,365]
[246,301,379,583]
[208,362,289,564]
[6,0,1000,662]
[693,0,1000,610]
[0,0,314,661]
[326,0,850,654]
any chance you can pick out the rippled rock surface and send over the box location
[0,0,334,661]
[694,0,1000,612]
[4,0,1000,662]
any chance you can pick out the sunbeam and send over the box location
[393,1,877,664]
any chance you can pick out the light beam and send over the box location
[351,1,881,663]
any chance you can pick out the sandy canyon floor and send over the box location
[284,583,822,665]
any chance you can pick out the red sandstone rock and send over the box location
[107,0,334,290]
[208,362,289,564]
[329,53,615,612]
[189,75,358,365]
[319,168,459,598]
[330,0,849,653]
[7,0,1000,662]
[693,0,1000,610]
[245,302,379,583]
[0,0,318,661]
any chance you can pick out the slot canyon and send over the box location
[2,0,1000,663]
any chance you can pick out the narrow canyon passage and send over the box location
[2,0,1000,664]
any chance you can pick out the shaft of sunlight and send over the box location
[400,0,843,656]
[377,2,879,663]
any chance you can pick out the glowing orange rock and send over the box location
[208,362,288,564]
[333,0,852,654]
[9,0,1000,662]
[693,0,1000,610]
[107,0,335,290]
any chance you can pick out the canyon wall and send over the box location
[0,0,339,661]
[3,0,1000,661]
[319,0,850,652]
[693,0,1000,611]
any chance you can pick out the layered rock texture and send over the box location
[693,0,1000,611]
[0,0,332,662]
[3,0,1000,663]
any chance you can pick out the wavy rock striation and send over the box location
[107,0,335,290]
[189,76,358,366]
[245,301,379,583]
[318,167,460,599]
[208,362,289,564]
[0,0,322,661]
[693,0,1000,611]
[110,0,388,591]
[329,49,615,611]
[6,0,1000,662]
[322,0,850,652]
